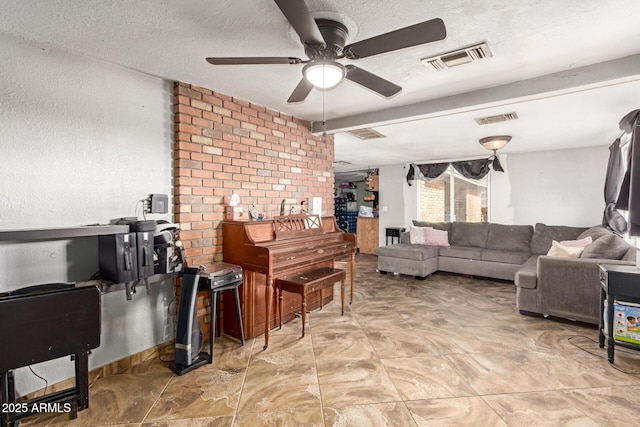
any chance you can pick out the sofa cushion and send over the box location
[481,249,531,265]
[514,256,539,289]
[439,246,482,260]
[450,222,490,248]
[581,234,630,260]
[376,244,439,261]
[622,246,637,262]
[412,221,451,234]
[577,226,613,243]
[487,224,533,253]
[530,223,588,255]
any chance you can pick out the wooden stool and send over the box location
[275,267,346,337]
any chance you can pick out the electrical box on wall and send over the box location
[310,197,322,215]
[150,194,169,214]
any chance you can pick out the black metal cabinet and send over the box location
[598,264,640,363]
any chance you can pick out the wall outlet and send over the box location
[310,197,322,215]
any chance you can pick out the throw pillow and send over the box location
[560,236,593,247]
[409,226,429,245]
[581,234,630,260]
[546,240,584,258]
[424,228,450,246]
[577,226,611,243]
[531,223,588,254]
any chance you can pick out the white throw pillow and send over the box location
[409,226,430,245]
[546,240,584,258]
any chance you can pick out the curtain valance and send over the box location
[406,156,503,186]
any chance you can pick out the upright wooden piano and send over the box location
[222,214,356,348]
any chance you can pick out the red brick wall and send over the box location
[173,82,335,266]
[172,82,336,338]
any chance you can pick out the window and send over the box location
[418,166,488,222]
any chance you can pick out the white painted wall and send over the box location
[0,34,174,395]
[377,164,411,246]
[377,145,611,247]
[491,146,609,226]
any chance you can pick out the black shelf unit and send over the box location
[334,197,348,232]
[598,264,640,363]
[346,211,358,233]
[364,190,379,209]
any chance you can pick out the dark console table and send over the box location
[598,264,640,363]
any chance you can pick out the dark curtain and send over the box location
[602,139,627,234]
[418,162,450,180]
[407,157,499,185]
[407,162,450,185]
[452,158,493,179]
[616,109,640,236]
[491,155,504,172]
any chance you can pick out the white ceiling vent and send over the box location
[346,128,386,140]
[422,42,492,70]
[474,112,519,126]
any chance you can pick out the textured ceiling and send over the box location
[1,0,639,174]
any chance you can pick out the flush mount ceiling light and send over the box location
[303,61,346,89]
[479,135,512,152]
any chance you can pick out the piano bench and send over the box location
[275,267,346,337]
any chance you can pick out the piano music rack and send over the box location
[273,214,322,239]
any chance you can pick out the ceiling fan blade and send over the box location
[345,65,401,98]
[344,18,446,59]
[274,0,325,45]
[206,57,302,65]
[287,78,314,103]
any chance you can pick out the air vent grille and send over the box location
[422,42,492,70]
[346,128,386,140]
[474,112,519,126]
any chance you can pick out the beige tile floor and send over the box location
[22,254,640,426]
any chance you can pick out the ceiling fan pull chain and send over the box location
[322,83,327,137]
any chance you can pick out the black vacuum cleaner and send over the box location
[169,267,210,375]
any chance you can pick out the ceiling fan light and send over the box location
[479,135,512,151]
[303,61,345,89]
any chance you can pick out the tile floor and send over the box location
[22,254,640,426]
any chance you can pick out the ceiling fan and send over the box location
[206,0,446,103]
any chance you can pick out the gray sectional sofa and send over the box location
[376,221,636,324]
